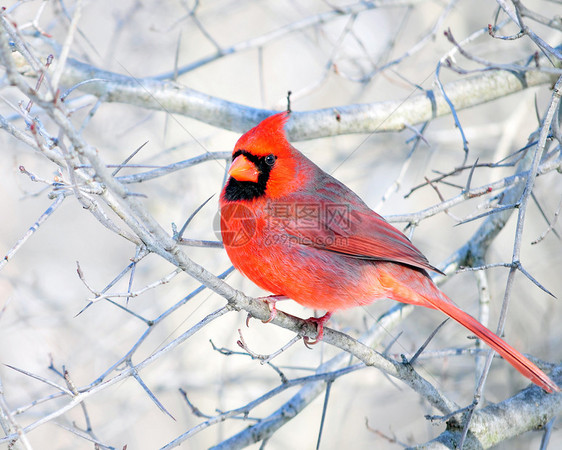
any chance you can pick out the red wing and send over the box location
[280,181,442,274]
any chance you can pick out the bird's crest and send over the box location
[235,112,291,157]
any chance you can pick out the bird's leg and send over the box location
[246,295,289,326]
[303,312,333,348]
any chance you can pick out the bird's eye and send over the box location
[265,154,276,166]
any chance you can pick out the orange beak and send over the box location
[228,155,259,183]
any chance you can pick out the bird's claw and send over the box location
[262,298,278,324]
[303,336,319,349]
[245,299,278,326]
[258,295,287,323]
[302,312,332,348]
[245,295,286,327]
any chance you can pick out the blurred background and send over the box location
[0,0,560,448]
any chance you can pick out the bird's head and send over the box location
[223,112,298,201]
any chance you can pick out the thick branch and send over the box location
[416,365,562,449]
[57,55,560,140]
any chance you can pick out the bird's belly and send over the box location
[225,235,387,311]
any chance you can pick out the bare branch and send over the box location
[419,365,562,448]
[56,53,561,140]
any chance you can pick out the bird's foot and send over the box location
[303,312,333,348]
[246,295,288,326]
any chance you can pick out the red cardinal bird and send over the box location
[219,112,559,393]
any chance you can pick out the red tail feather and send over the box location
[425,293,559,393]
